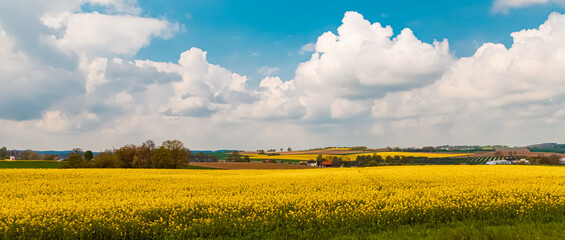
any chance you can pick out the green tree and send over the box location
[0,147,7,159]
[72,148,83,155]
[331,156,343,168]
[133,140,155,168]
[316,154,323,167]
[60,152,91,168]
[422,146,435,152]
[356,155,367,167]
[84,150,94,161]
[93,151,120,168]
[151,146,174,168]
[19,150,40,160]
[540,154,561,165]
[371,153,383,165]
[115,144,137,168]
[383,155,393,165]
[192,152,207,162]
[243,155,251,162]
[227,151,242,162]
[162,140,190,168]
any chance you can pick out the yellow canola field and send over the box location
[247,152,469,161]
[1,166,564,239]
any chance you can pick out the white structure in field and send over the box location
[486,160,511,165]
[9,151,15,161]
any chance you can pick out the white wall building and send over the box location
[486,160,512,165]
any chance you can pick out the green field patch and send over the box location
[0,160,61,169]
[183,165,218,170]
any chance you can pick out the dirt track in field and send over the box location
[190,162,315,170]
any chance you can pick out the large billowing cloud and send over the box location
[371,12,565,146]
[493,0,565,12]
[294,12,453,120]
[138,48,251,118]
[0,0,176,117]
[0,23,81,121]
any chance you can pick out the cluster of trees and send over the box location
[60,149,95,168]
[315,154,345,167]
[528,154,562,165]
[349,146,367,151]
[259,147,293,153]
[383,146,435,153]
[355,154,384,167]
[0,147,59,160]
[61,140,191,169]
[191,152,218,162]
[226,151,251,162]
[354,154,410,166]
[17,150,41,160]
[312,154,418,168]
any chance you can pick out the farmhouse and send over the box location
[321,161,332,167]
[307,160,317,167]
[513,159,531,165]
[486,160,512,165]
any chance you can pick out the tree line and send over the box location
[314,154,466,167]
[60,140,193,169]
[0,147,59,160]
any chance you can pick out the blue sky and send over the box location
[2,0,565,151]
[134,0,565,82]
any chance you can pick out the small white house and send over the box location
[560,158,565,165]
[513,159,531,165]
[486,160,512,165]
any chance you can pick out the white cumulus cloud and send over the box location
[294,11,453,120]
[371,12,565,145]
[493,0,565,12]
[232,77,306,121]
[42,11,177,56]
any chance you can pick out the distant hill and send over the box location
[528,143,565,154]
[528,143,559,148]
